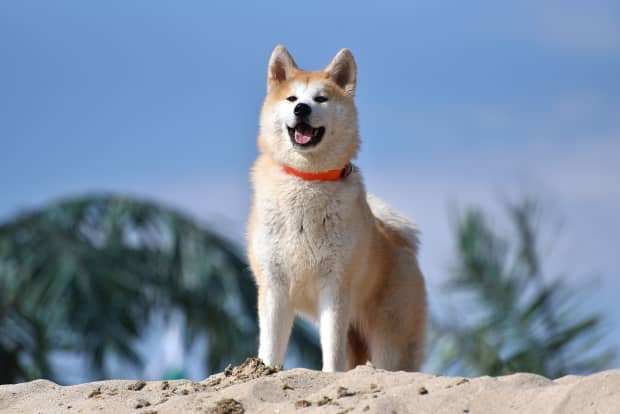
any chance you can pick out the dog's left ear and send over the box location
[325,48,357,96]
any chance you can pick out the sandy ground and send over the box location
[1,358,619,414]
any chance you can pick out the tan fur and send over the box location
[247,45,427,372]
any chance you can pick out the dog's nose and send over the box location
[294,103,312,118]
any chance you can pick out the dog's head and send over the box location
[258,45,359,172]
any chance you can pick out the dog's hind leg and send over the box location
[368,325,425,371]
[347,324,370,369]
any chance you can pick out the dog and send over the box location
[247,45,427,372]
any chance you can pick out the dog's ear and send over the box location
[325,48,357,96]
[267,45,298,92]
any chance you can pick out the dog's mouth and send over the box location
[287,123,325,148]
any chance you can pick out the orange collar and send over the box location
[282,163,353,182]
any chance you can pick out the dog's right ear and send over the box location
[267,45,298,92]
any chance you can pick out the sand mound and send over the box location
[1,358,619,413]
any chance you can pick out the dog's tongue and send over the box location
[294,124,314,144]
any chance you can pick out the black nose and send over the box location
[294,103,312,118]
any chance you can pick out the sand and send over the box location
[1,358,619,413]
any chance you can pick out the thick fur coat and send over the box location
[247,45,427,372]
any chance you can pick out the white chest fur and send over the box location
[252,171,364,305]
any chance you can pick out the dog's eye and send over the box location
[314,96,328,103]
[286,96,297,102]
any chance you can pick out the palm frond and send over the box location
[430,200,615,377]
[0,194,320,383]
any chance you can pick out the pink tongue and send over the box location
[294,125,314,144]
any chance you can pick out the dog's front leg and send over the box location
[257,284,295,367]
[318,281,349,372]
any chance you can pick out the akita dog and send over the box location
[247,45,427,372]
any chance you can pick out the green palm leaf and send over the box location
[430,199,615,377]
[0,194,320,384]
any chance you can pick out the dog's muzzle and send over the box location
[288,123,325,148]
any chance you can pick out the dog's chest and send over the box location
[254,180,358,281]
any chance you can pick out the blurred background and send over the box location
[1,1,619,384]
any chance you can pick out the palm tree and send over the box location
[429,199,615,377]
[0,194,321,384]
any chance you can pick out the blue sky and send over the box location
[1,0,619,377]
